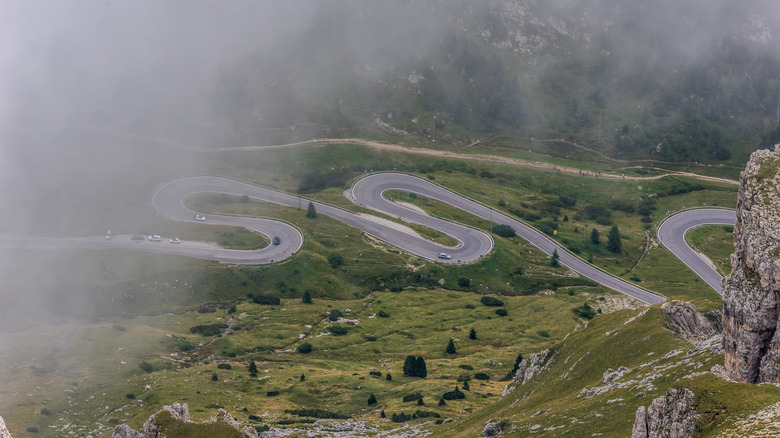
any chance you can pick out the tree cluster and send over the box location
[402,355,427,378]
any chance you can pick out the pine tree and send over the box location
[446,338,457,355]
[403,355,416,377]
[415,356,427,378]
[368,393,377,405]
[607,226,622,253]
[212,373,218,381]
[302,290,312,304]
[300,373,305,382]
[469,328,477,340]
[386,373,392,381]
[248,361,258,374]
[462,380,470,391]
[306,201,317,218]
[438,398,447,406]
[380,410,386,418]
[550,249,560,267]
[590,228,600,245]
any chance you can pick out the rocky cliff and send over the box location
[722,144,780,384]
[111,403,258,438]
[0,415,12,438]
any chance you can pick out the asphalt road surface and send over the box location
[0,173,734,304]
[656,208,736,294]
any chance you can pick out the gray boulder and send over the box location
[631,387,698,438]
[661,301,717,343]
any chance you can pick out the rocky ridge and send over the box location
[722,144,780,383]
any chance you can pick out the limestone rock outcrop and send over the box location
[661,301,717,343]
[722,144,780,384]
[631,387,698,438]
[501,349,554,396]
[0,415,12,438]
[111,403,258,438]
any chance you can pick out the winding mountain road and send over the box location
[0,174,735,305]
[656,208,736,294]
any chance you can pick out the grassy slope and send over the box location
[439,307,780,437]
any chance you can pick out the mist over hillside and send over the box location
[0,1,778,436]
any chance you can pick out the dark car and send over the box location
[272,236,281,245]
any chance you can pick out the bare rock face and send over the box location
[722,144,780,384]
[631,387,698,438]
[0,415,12,438]
[661,301,717,343]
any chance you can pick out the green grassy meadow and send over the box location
[0,137,745,437]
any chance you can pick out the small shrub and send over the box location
[363,335,377,341]
[138,361,154,373]
[474,372,489,380]
[377,310,390,318]
[297,343,313,354]
[458,277,471,288]
[328,326,348,335]
[442,386,466,400]
[458,364,474,370]
[211,373,218,381]
[491,224,516,237]
[266,390,280,397]
[125,393,135,399]
[328,252,343,268]
[495,308,508,317]
[26,427,39,433]
[369,371,382,377]
[537,330,550,338]
[248,414,261,421]
[328,309,343,321]
[572,303,597,320]
[386,373,392,381]
[402,393,423,402]
[253,295,281,305]
[217,363,232,370]
[189,323,228,337]
[480,296,504,307]
[40,408,51,416]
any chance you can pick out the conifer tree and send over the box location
[368,393,377,405]
[590,228,600,245]
[607,226,622,253]
[469,328,477,340]
[306,201,317,218]
[446,338,457,355]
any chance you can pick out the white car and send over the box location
[149,235,162,242]
[170,237,181,244]
[439,253,452,259]
[105,230,112,240]
[194,214,206,221]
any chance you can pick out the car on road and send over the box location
[272,236,280,245]
[439,252,452,259]
[105,230,112,240]
[149,235,162,242]
[194,214,206,221]
[170,237,181,244]
[131,235,144,241]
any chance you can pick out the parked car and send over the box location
[131,235,144,241]
[170,237,181,244]
[273,236,280,245]
[105,230,112,240]
[149,235,162,242]
[194,214,206,221]
[439,253,452,259]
